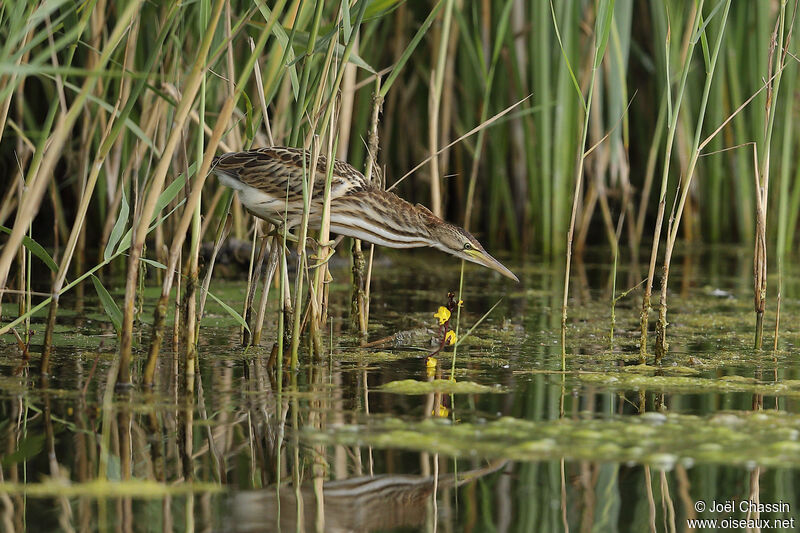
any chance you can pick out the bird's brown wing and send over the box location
[212,147,369,203]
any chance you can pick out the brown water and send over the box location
[1,245,800,532]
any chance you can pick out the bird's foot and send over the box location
[305,235,337,249]
[308,249,337,269]
[267,225,299,243]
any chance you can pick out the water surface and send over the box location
[1,245,799,532]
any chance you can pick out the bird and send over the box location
[211,146,518,281]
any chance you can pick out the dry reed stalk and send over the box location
[310,117,337,338]
[283,4,368,342]
[183,2,217,380]
[172,250,181,357]
[251,38,275,147]
[8,143,31,329]
[336,35,358,161]
[181,106,235,153]
[182,267,198,388]
[222,1,243,153]
[654,0,732,360]
[305,24,353,340]
[753,136,769,349]
[74,113,94,287]
[120,0,226,386]
[753,0,795,349]
[362,79,384,331]
[639,1,702,362]
[142,95,235,386]
[427,0,455,218]
[558,0,604,366]
[350,240,368,335]
[288,139,321,365]
[305,16,344,346]
[286,11,336,359]
[144,0,282,384]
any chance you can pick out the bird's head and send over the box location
[426,218,519,282]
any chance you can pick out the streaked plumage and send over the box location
[231,460,506,531]
[212,147,518,281]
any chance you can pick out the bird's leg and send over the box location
[267,222,295,334]
[244,225,271,347]
[252,233,281,346]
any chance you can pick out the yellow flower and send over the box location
[445,330,457,345]
[432,404,450,417]
[434,306,451,325]
[426,356,438,369]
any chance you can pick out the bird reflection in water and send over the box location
[229,460,506,532]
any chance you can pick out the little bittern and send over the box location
[212,147,518,281]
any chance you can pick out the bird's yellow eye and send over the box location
[464,243,472,251]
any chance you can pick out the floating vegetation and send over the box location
[0,481,222,498]
[576,372,800,398]
[306,411,800,469]
[378,379,505,395]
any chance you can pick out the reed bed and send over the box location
[1,0,800,387]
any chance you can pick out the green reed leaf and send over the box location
[0,225,58,272]
[90,274,122,332]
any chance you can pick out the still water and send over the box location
[1,245,799,532]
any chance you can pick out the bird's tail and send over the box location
[210,154,247,191]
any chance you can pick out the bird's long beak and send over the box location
[467,250,519,282]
